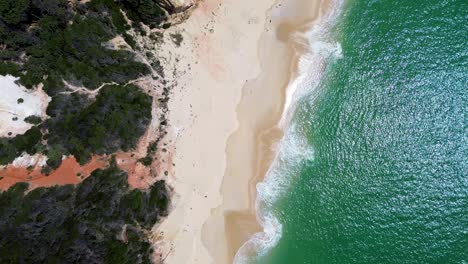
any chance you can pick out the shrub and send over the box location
[0,164,170,263]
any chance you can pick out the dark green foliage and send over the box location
[149,180,169,213]
[0,1,178,261]
[45,92,91,121]
[0,61,20,76]
[0,0,30,25]
[59,17,149,89]
[24,115,42,124]
[45,145,65,170]
[123,32,137,49]
[119,0,168,28]
[138,156,153,166]
[45,85,152,164]
[0,84,152,166]
[0,0,173,166]
[30,0,71,19]
[0,165,170,263]
[19,15,149,90]
[23,115,42,125]
[0,127,42,165]
[87,0,130,34]
[12,127,42,153]
[0,0,150,91]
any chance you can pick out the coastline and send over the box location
[155,0,325,263]
[154,0,275,262]
[204,0,325,263]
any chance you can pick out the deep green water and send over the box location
[256,0,468,263]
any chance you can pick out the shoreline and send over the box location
[155,0,326,263]
[203,0,325,263]
[232,1,343,262]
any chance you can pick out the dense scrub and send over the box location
[45,84,152,166]
[0,1,181,262]
[0,126,43,165]
[0,0,150,91]
[119,0,170,29]
[0,0,179,167]
[0,161,169,263]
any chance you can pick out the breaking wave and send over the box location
[234,1,344,263]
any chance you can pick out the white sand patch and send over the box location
[170,0,195,8]
[12,153,48,168]
[105,35,131,50]
[0,75,50,137]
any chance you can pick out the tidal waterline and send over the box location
[256,0,467,263]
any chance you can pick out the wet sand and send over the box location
[203,0,324,263]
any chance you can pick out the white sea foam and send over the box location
[234,1,344,263]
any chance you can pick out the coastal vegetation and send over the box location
[0,0,150,91]
[45,84,152,166]
[0,126,42,165]
[0,0,182,261]
[0,160,169,263]
[0,0,178,167]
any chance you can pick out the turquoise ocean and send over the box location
[236,0,467,263]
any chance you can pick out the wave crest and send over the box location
[234,1,344,263]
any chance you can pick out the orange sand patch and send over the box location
[115,141,175,190]
[116,153,152,189]
[0,156,107,191]
[0,124,176,192]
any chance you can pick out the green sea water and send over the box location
[253,0,468,263]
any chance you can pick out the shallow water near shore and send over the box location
[241,0,468,263]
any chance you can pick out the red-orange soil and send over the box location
[0,126,176,192]
[0,156,107,191]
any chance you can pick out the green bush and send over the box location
[0,127,43,165]
[119,0,167,28]
[0,164,170,263]
[24,115,42,124]
[0,0,181,164]
[45,84,152,164]
[0,0,29,25]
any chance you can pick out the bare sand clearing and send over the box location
[0,114,168,192]
[0,156,107,191]
[0,75,50,137]
[154,0,324,263]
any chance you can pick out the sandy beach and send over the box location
[155,0,325,263]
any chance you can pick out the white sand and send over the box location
[152,0,275,262]
[0,75,50,137]
[12,153,48,168]
[170,0,196,7]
